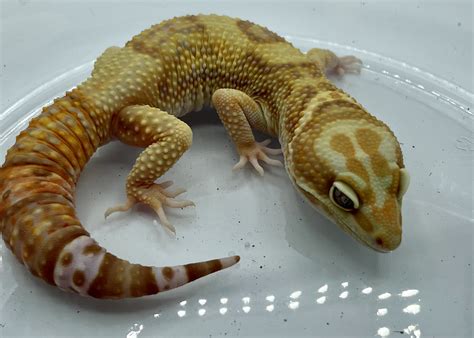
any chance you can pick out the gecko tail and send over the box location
[0,92,240,299]
[52,235,240,299]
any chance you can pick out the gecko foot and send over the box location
[104,180,194,234]
[234,139,283,176]
[334,55,363,76]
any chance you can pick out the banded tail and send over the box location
[0,92,240,299]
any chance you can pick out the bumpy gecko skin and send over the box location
[0,15,409,299]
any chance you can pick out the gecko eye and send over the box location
[329,181,360,211]
[397,168,410,201]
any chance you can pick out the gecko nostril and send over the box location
[375,237,384,246]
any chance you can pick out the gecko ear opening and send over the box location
[329,181,360,211]
[398,168,410,200]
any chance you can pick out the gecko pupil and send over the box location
[333,187,354,210]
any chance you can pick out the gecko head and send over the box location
[288,110,409,252]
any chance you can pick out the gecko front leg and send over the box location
[104,105,194,234]
[212,89,283,176]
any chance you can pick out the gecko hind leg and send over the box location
[104,105,194,234]
[212,89,283,176]
[306,48,363,76]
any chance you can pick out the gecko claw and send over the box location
[233,139,283,175]
[104,181,194,234]
[104,197,136,219]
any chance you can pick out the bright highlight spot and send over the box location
[316,296,326,304]
[400,289,419,298]
[339,291,349,299]
[266,295,275,302]
[404,325,421,338]
[126,324,144,338]
[290,290,302,299]
[377,327,390,337]
[403,304,421,315]
[318,284,328,293]
[378,292,391,300]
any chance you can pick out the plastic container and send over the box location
[1,1,472,337]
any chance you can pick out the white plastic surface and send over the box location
[1,1,473,337]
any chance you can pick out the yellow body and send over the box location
[0,15,408,299]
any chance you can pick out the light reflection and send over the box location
[153,313,160,318]
[177,310,186,318]
[288,301,299,310]
[219,307,228,315]
[126,324,144,338]
[242,306,251,313]
[400,289,419,298]
[220,297,228,304]
[266,304,274,312]
[403,304,421,315]
[316,296,326,304]
[341,282,349,288]
[242,296,250,304]
[198,298,207,305]
[179,300,187,306]
[318,284,328,293]
[361,287,373,295]
[378,292,391,300]
[404,324,421,338]
[377,308,388,316]
[290,290,302,299]
[377,327,390,337]
[198,309,206,316]
[339,291,349,299]
[266,295,275,302]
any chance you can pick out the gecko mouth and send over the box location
[295,186,389,253]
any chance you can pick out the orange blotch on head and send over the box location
[355,128,381,154]
[372,154,390,177]
[346,158,369,182]
[330,133,355,157]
